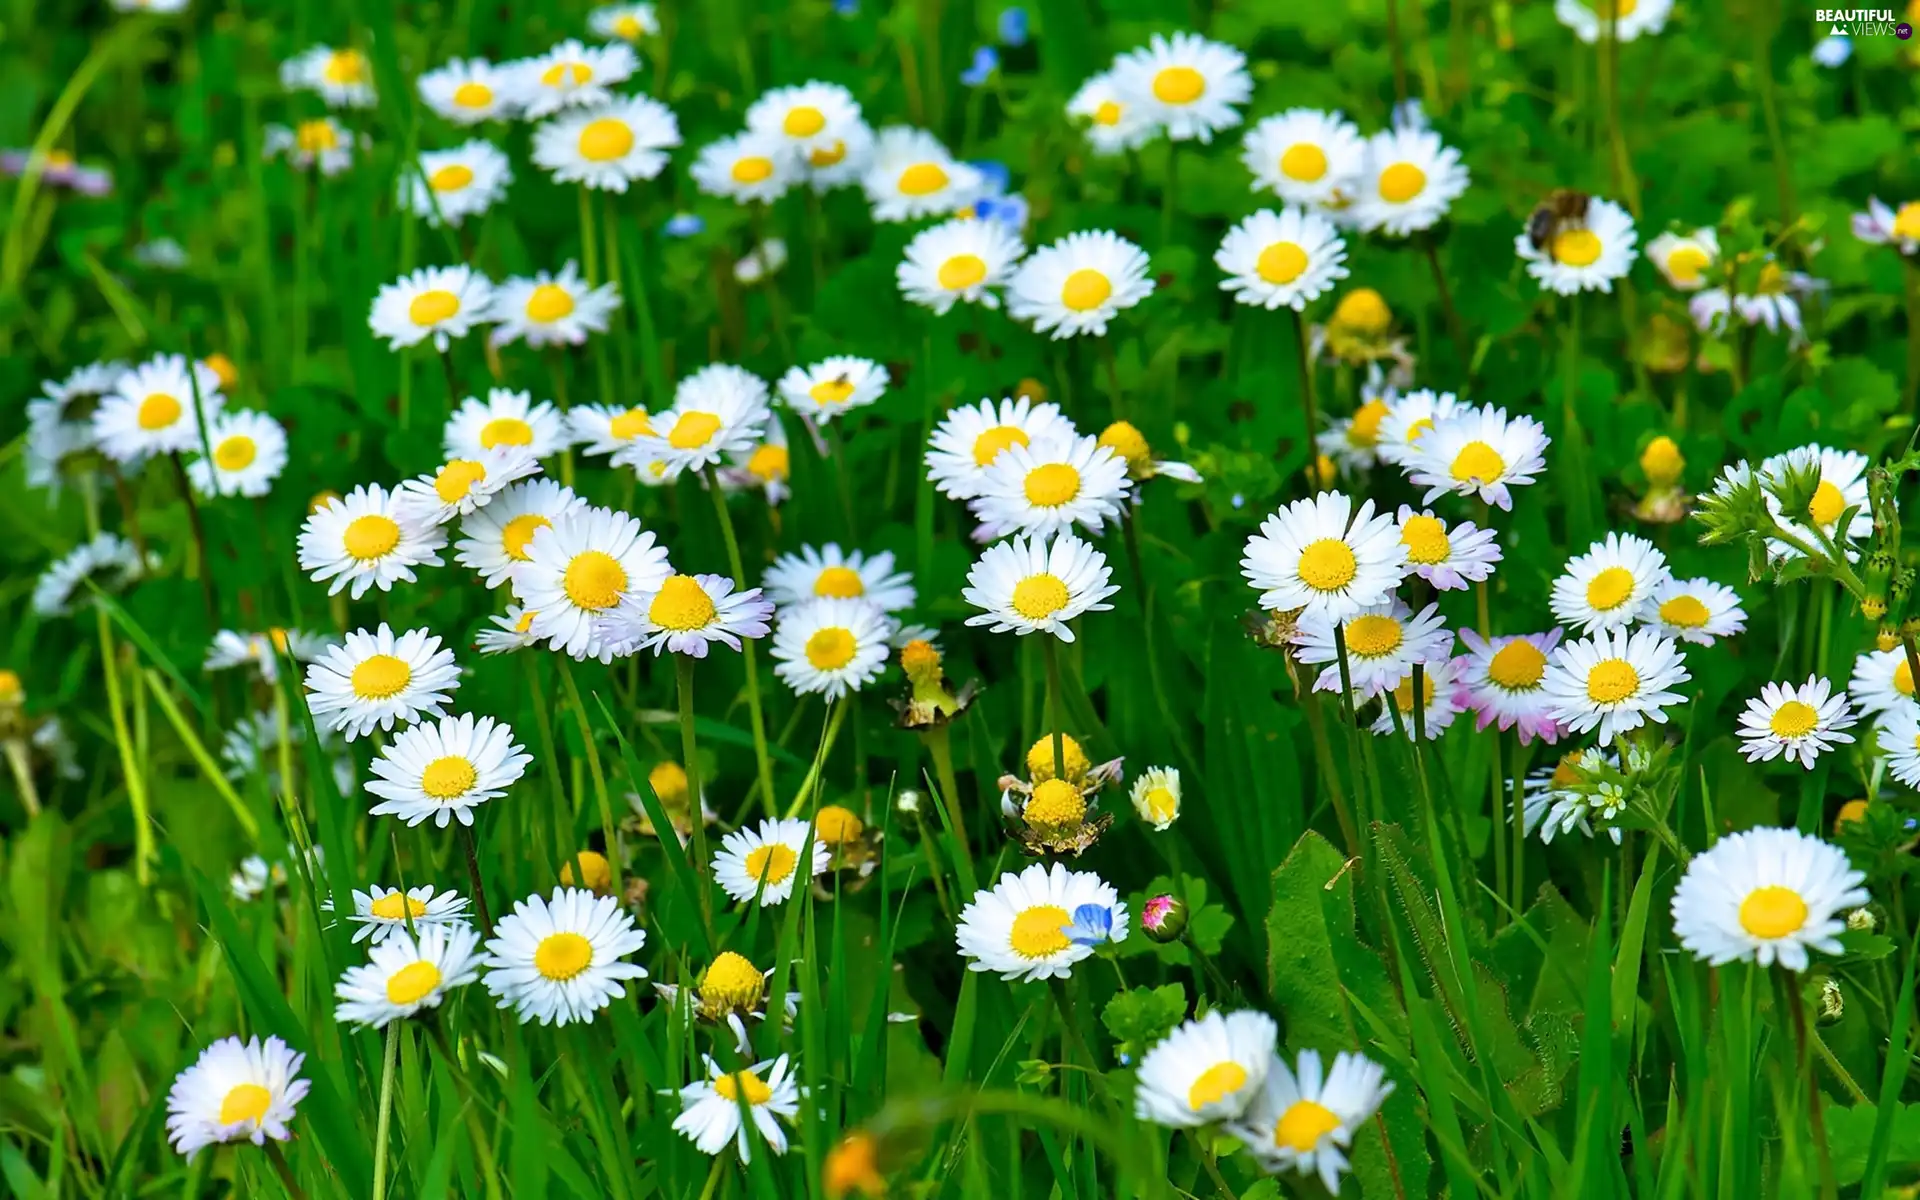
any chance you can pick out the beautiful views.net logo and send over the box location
[1816,7,1914,36]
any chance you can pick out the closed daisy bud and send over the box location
[698,950,768,1021]
[1640,436,1685,488]
[1140,893,1187,942]
[558,849,613,894]
[1130,767,1183,830]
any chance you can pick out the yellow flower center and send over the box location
[1665,245,1710,284]
[219,1083,273,1127]
[1151,65,1206,104]
[1093,100,1123,126]
[1347,398,1390,447]
[1893,201,1920,242]
[744,842,799,885]
[649,760,689,805]
[700,950,765,1010]
[430,163,474,192]
[385,960,442,1006]
[1344,613,1403,658]
[1836,799,1871,831]
[409,289,460,327]
[669,411,722,449]
[138,393,181,430]
[323,49,366,84]
[938,253,988,291]
[343,514,401,561]
[214,435,257,471]
[901,639,942,681]
[1256,241,1309,285]
[813,565,865,598]
[608,407,652,440]
[1027,734,1089,783]
[731,155,775,184]
[972,424,1029,467]
[296,120,339,153]
[563,550,628,611]
[1738,885,1808,940]
[1552,228,1602,267]
[1187,1061,1248,1111]
[433,459,487,504]
[1487,640,1547,689]
[1450,441,1506,485]
[1333,288,1391,333]
[1586,566,1636,612]
[1274,1099,1341,1152]
[1640,436,1684,486]
[1009,904,1072,958]
[1769,700,1819,738]
[747,444,789,481]
[1297,538,1358,591]
[1595,0,1641,18]
[808,140,847,167]
[1096,421,1151,475]
[1658,595,1709,628]
[1024,462,1081,507]
[783,105,826,137]
[1143,786,1179,824]
[1899,660,1916,698]
[1011,573,1072,619]
[421,755,478,799]
[1808,481,1847,529]
[0,670,22,705]
[805,626,857,670]
[1377,162,1427,204]
[453,81,494,109]
[1399,515,1450,564]
[1396,672,1434,714]
[647,574,717,631]
[815,804,864,844]
[480,416,533,448]
[897,162,949,196]
[525,284,575,322]
[514,609,537,633]
[534,931,594,980]
[351,653,413,700]
[810,378,857,406]
[370,892,429,920]
[613,13,645,39]
[713,1068,774,1106]
[540,62,593,87]
[578,118,634,162]
[1281,143,1328,182]
[559,849,612,892]
[1585,659,1640,704]
[1406,417,1436,444]
[501,513,550,561]
[1024,778,1086,829]
[1060,268,1112,312]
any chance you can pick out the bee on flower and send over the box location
[1516,194,1638,295]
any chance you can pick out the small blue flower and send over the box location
[1062,903,1115,947]
[998,7,1029,46]
[972,192,1029,233]
[961,46,998,87]
[1812,34,1852,68]
[664,212,704,238]
[832,0,859,13]
[969,159,1012,194]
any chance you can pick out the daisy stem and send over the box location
[371,1020,401,1200]
[695,1154,727,1200]
[1098,335,1125,419]
[1158,142,1179,250]
[437,346,461,413]
[784,700,848,818]
[1331,622,1371,826]
[1490,728,1509,918]
[1904,259,1920,418]
[1596,14,1640,218]
[1042,637,1065,781]
[555,657,622,897]
[1422,239,1470,375]
[1190,1134,1236,1200]
[167,451,219,630]
[95,605,155,886]
[674,657,716,915]
[923,722,973,865]
[1288,307,1319,489]
[263,1139,310,1200]
[457,822,494,937]
[106,462,146,561]
[577,184,600,285]
[1780,965,1840,1199]
[750,204,796,362]
[703,467,779,821]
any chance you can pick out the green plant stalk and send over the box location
[1596,10,1641,216]
[1042,637,1066,780]
[675,656,715,927]
[264,1139,310,1200]
[1779,966,1839,1199]
[371,1020,401,1200]
[1752,1,1795,224]
[1904,258,1920,418]
[457,823,494,936]
[145,668,257,838]
[577,183,600,283]
[924,721,973,864]
[1159,142,1180,250]
[1289,307,1319,486]
[704,467,778,819]
[785,701,849,818]
[168,452,220,630]
[1423,240,1469,372]
[96,605,155,884]
[555,657,620,894]
[3,739,40,817]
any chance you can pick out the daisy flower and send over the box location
[400,140,512,227]
[264,119,359,175]
[368,265,495,352]
[962,531,1119,643]
[720,417,793,505]
[1007,230,1154,339]
[341,884,471,945]
[1065,70,1158,156]
[366,712,531,829]
[25,359,120,473]
[1671,827,1868,971]
[1370,656,1468,740]
[204,628,333,683]
[476,605,542,655]
[1738,676,1857,768]
[746,81,864,166]
[1394,506,1500,590]
[1230,1049,1394,1193]
[1451,630,1564,744]
[1556,0,1673,43]
[1292,601,1452,697]
[1133,1010,1276,1128]
[531,95,680,192]
[590,2,658,41]
[490,260,620,349]
[396,448,540,528]
[303,624,462,740]
[1516,196,1637,295]
[860,126,982,222]
[1549,532,1671,633]
[165,1036,310,1160]
[1316,387,1394,474]
[776,356,888,423]
[1853,196,1920,256]
[1348,126,1470,237]
[925,396,1076,501]
[764,545,915,613]
[444,388,571,459]
[1405,405,1549,511]
[1373,387,1464,470]
[280,44,375,108]
[713,817,832,905]
[692,131,799,204]
[1646,227,1719,291]
[1110,31,1251,143]
[510,39,636,118]
[626,363,770,475]
[511,506,671,661]
[1241,492,1407,622]
[602,573,774,658]
[1129,766,1184,831]
[1241,108,1365,208]
[297,485,446,600]
[333,924,483,1029]
[1760,443,1871,564]
[673,1055,803,1162]
[455,477,587,587]
[1523,748,1626,844]
[972,434,1132,538]
[1851,647,1920,718]
[92,353,223,463]
[897,217,1025,315]
[221,713,355,796]
[418,57,516,124]
[1644,577,1746,645]
[482,887,648,1025]
[568,404,654,458]
[1543,626,1691,742]
[1689,260,1821,344]
[1876,707,1920,788]
[956,862,1128,982]
[31,533,148,616]
[1215,207,1349,311]
[186,409,288,498]
[770,598,895,699]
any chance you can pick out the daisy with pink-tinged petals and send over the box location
[1452,629,1566,746]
